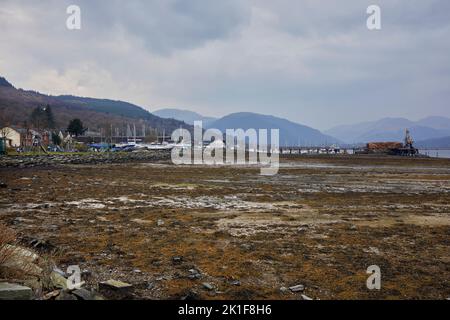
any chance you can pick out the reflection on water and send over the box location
[420,149,450,159]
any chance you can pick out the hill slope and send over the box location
[0,76,189,133]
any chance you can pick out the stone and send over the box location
[240,243,253,251]
[157,219,165,226]
[0,182,7,188]
[72,288,95,300]
[202,282,214,291]
[289,284,305,292]
[181,289,199,300]
[0,245,42,275]
[301,294,313,300]
[43,290,60,300]
[188,268,202,280]
[52,266,66,277]
[230,280,241,286]
[50,271,68,290]
[172,256,183,265]
[81,269,92,278]
[13,217,34,224]
[98,279,133,299]
[99,279,133,290]
[0,283,32,300]
[55,290,77,300]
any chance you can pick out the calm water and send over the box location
[420,149,450,159]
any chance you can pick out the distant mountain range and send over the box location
[153,108,217,126]
[2,75,449,148]
[0,76,189,133]
[154,108,450,148]
[153,108,340,146]
[208,112,340,146]
[415,136,450,149]
[325,117,450,144]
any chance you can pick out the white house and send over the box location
[0,127,21,148]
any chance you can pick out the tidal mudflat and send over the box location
[1,155,449,299]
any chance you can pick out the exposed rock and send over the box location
[98,279,133,299]
[55,290,77,300]
[43,290,60,300]
[180,289,199,300]
[50,271,68,290]
[289,284,305,292]
[0,283,32,300]
[52,266,66,277]
[81,269,92,278]
[240,243,254,251]
[172,256,183,265]
[13,217,33,224]
[0,245,42,275]
[188,268,202,280]
[72,288,96,300]
[131,218,152,225]
[230,280,241,286]
[202,282,214,291]
[364,247,381,255]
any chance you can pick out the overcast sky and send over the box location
[1,0,449,130]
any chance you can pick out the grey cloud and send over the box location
[0,0,449,130]
[81,0,251,54]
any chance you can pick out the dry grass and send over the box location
[0,224,42,280]
[0,223,18,278]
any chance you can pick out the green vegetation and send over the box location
[51,132,62,146]
[67,118,85,136]
[57,95,153,120]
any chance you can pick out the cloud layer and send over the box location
[1,0,449,129]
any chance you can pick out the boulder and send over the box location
[55,290,77,300]
[50,271,68,290]
[98,280,133,299]
[72,288,96,300]
[0,245,42,276]
[0,283,32,300]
